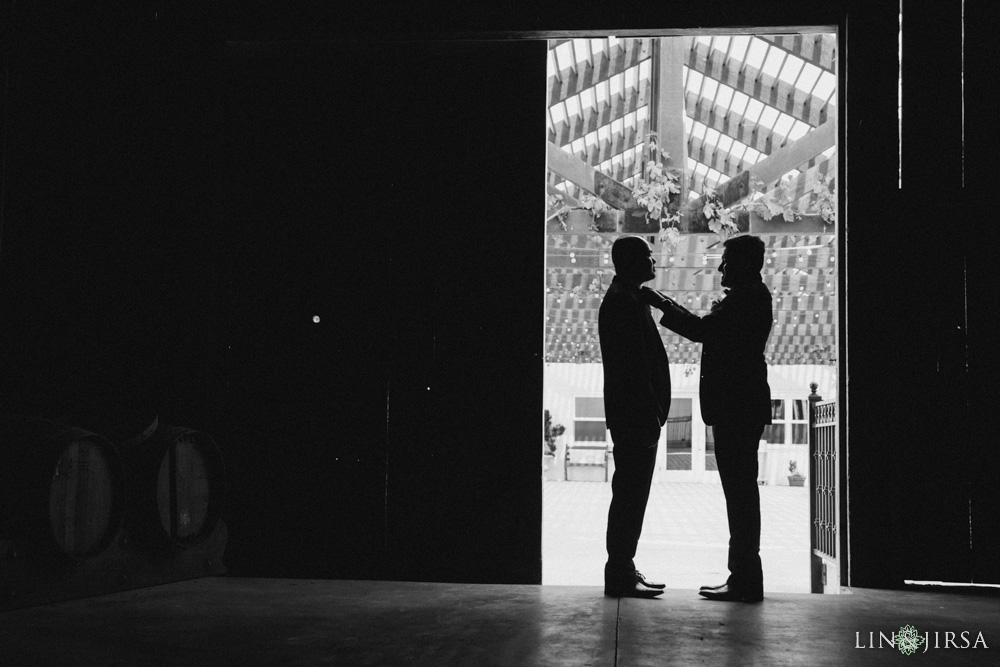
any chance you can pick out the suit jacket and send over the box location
[656,278,773,426]
[599,276,671,434]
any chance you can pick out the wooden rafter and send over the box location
[685,89,794,159]
[546,141,637,209]
[687,40,832,129]
[687,169,737,199]
[546,183,581,208]
[758,34,836,74]
[747,119,835,188]
[687,134,752,180]
[549,77,651,147]
[549,142,643,191]
[547,174,583,201]
[547,38,653,107]
[578,119,646,172]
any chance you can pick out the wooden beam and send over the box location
[749,119,836,187]
[547,141,598,194]
[546,141,636,209]
[717,171,753,207]
[650,37,688,212]
[690,119,836,209]
[749,212,830,234]
[546,183,580,208]
[765,153,837,205]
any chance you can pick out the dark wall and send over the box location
[212,39,545,580]
[846,2,1000,588]
[1,8,543,582]
[964,2,1000,587]
[1,2,993,588]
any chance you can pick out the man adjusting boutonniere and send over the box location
[639,235,773,603]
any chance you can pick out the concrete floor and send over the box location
[1,578,998,666]
[544,480,810,592]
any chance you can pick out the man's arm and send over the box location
[640,287,710,342]
[641,286,758,345]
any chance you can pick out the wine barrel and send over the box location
[121,425,225,547]
[0,416,126,558]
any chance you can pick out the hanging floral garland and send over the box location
[629,132,684,249]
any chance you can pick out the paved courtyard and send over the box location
[543,479,811,593]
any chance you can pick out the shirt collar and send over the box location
[611,275,642,290]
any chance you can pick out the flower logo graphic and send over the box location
[896,625,926,655]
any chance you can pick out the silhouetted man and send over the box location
[641,234,772,602]
[599,236,670,598]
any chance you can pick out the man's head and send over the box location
[611,236,656,284]
[719,234,765,288]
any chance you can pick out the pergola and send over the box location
[545,34,838,366]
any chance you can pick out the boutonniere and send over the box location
[711,293,726,311]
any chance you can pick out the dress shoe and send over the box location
[698,584,762,602]
[635,571,665,589]
[699,582,727,591]
[604,580,664,598]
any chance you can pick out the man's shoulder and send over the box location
[602,282,642,309]
[752,282,773,307]
[727,281,772,302]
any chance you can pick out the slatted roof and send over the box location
[545,33,838,365]
[546,34,837,203]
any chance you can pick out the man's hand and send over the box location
[639,286,673,310]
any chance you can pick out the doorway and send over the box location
[543,30,840,592]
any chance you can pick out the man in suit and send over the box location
[599,235,671,598]
[641,234,772,602]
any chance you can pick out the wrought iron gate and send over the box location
[809,383,839,593]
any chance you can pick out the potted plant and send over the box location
[543,409,565,475]
[788,460,806,487]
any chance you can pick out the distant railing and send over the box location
[665,415,691,445]
[564,441,610,482]
[808,382,838,592]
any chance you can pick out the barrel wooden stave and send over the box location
[1,416,125,558]
[123,425,225,548]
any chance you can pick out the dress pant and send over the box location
[605,422,660,586]
[712,422,766,594]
